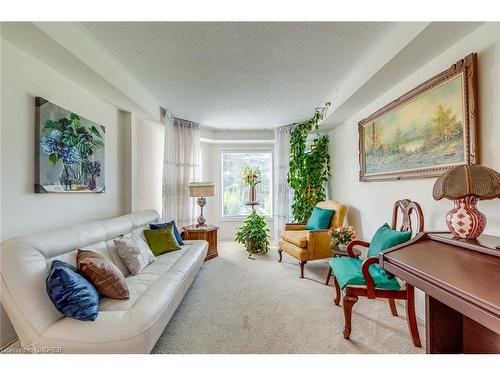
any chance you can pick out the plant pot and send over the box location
[248,185,257,204]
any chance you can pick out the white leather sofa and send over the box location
[0,210,208,353]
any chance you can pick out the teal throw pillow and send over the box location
[305,207,336,230]
[367,223,412,258]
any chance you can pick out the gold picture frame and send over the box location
[358,53,478,182]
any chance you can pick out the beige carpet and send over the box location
[152,241,425,354]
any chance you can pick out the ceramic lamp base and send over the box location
[446,196,486,239]
[196,197,207,227]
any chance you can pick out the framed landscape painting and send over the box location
[35,97,105,193]
[358,53,478,181]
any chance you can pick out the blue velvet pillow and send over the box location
[150,220,184,245]
[46,260,99,321]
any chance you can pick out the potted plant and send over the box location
[235,210,271,259]
[40,113,104,191]
[241,166,261,204]
[82,160,102,191]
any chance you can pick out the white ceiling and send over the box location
[80,22,392,129]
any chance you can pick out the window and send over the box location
[221,150,273,218]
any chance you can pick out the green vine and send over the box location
[288,103,331,223]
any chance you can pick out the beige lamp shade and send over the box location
[433,164,500,201]
[189,182,215,197]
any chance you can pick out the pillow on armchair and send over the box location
[305,207,336,230]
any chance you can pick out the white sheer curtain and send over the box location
[273,124,293,242]
[161,114,201,228]
[162,111,177,222]
[173,118,201,228]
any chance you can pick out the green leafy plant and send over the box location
[288,103,331,223]
[235,210,270,259]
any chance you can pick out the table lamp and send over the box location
[433,164,500,239]
[189,182,215,227]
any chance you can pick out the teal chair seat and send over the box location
[329,257,400,290]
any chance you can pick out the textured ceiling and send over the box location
[81,22,392,129]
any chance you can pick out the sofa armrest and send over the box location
[284,223,307,231]
[307,230,331,259]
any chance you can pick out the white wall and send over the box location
[201,141,275,241]
[329,23,500,319]
[0,40,129,240]
[0,39,151,347]
[131,116,164,215]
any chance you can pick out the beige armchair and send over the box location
[278,200,348,278]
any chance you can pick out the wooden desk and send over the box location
[182,224,219,261]
[380,232,500,354]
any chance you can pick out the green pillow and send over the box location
[306,207,336,230]
[143,224,181,256]
[367,223,412,258]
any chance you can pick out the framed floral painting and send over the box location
[358,53,478,182]
[35,97,105,193]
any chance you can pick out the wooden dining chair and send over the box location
[329,199,424,347]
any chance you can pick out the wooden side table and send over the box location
[182,224,219,261]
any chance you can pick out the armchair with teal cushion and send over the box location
[329,199,424,347]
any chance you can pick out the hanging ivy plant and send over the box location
[288,103,331,223]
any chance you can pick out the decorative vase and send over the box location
[87,174,97,191]
[446,196,486,239]
[248,185,257,204]
[338,243,347,252]
[59,164,76,191]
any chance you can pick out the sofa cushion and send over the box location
[46,260,100,321]
[143,225,181,256]
[329,257,401,290]
[367,223,412,257]
[150,220,184,245]
[278,238,309,261]
[306,207,336,230]
[280,230,308,248]
[77,249,130,300]
[40,241,208,350]
[114,233,156,274]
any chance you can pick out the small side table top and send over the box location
[183,224,219,232]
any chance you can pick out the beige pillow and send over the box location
[114,233,155,274]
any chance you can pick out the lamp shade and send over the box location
[189,182,215,197]
[433,165,500,201]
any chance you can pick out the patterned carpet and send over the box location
[152,241,425,354]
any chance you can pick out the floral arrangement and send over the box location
[328,225,356,246]
[40,112,103,191]
[241,166,261,187]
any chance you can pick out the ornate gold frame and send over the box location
[358,53,479,182]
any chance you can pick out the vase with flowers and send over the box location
[328,225,356,252]
[241,166,261,204]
